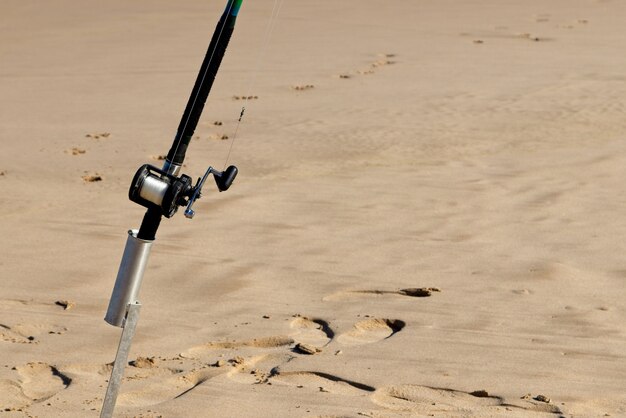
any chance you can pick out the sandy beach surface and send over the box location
[1,0,625,417]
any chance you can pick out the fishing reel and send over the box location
[129,164,238,218]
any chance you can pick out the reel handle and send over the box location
[184,165,238,219]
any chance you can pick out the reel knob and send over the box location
[214,165,238,192]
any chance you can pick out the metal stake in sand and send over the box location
[100,1,244,416]
[100,302,140,418]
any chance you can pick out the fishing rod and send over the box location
[101,1,243,416]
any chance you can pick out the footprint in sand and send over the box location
[207,133,230,141]
[117,362,223,407]
[63,357,219,408]
[0,323,37,344]
[68,355,226,408]
[337,318,405,346]
[232,95,258,100]
[461,30,549,43]
[0,322,67,344]
[270,371,375,395]
[371,384,563,417]
[517,32,545,42]
[323,287,440,302]
[180,335,294,360]
[0,362,71,409]
[66,147,86,155]
[357,53,396,75]
[335,53,397,79]
[370,54,396,68]
[18,362,71,402]
[291,84,315,91]
[82,172,103,182]
[224,352,296,385]
[178,335,299,389]
[290,315,334,348]
[0,379,30,410]
[85,132,110,139]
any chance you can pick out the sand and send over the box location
[1,0,625,417]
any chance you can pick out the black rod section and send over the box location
[138,0,243,240]
[137,207,162,241]
[166,0,242,167]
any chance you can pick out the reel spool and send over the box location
[129,164,237,218]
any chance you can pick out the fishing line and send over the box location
[222,0,286,169]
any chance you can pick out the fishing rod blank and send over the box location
[101,1,242,416]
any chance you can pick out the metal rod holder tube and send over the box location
[104,230,153,327]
